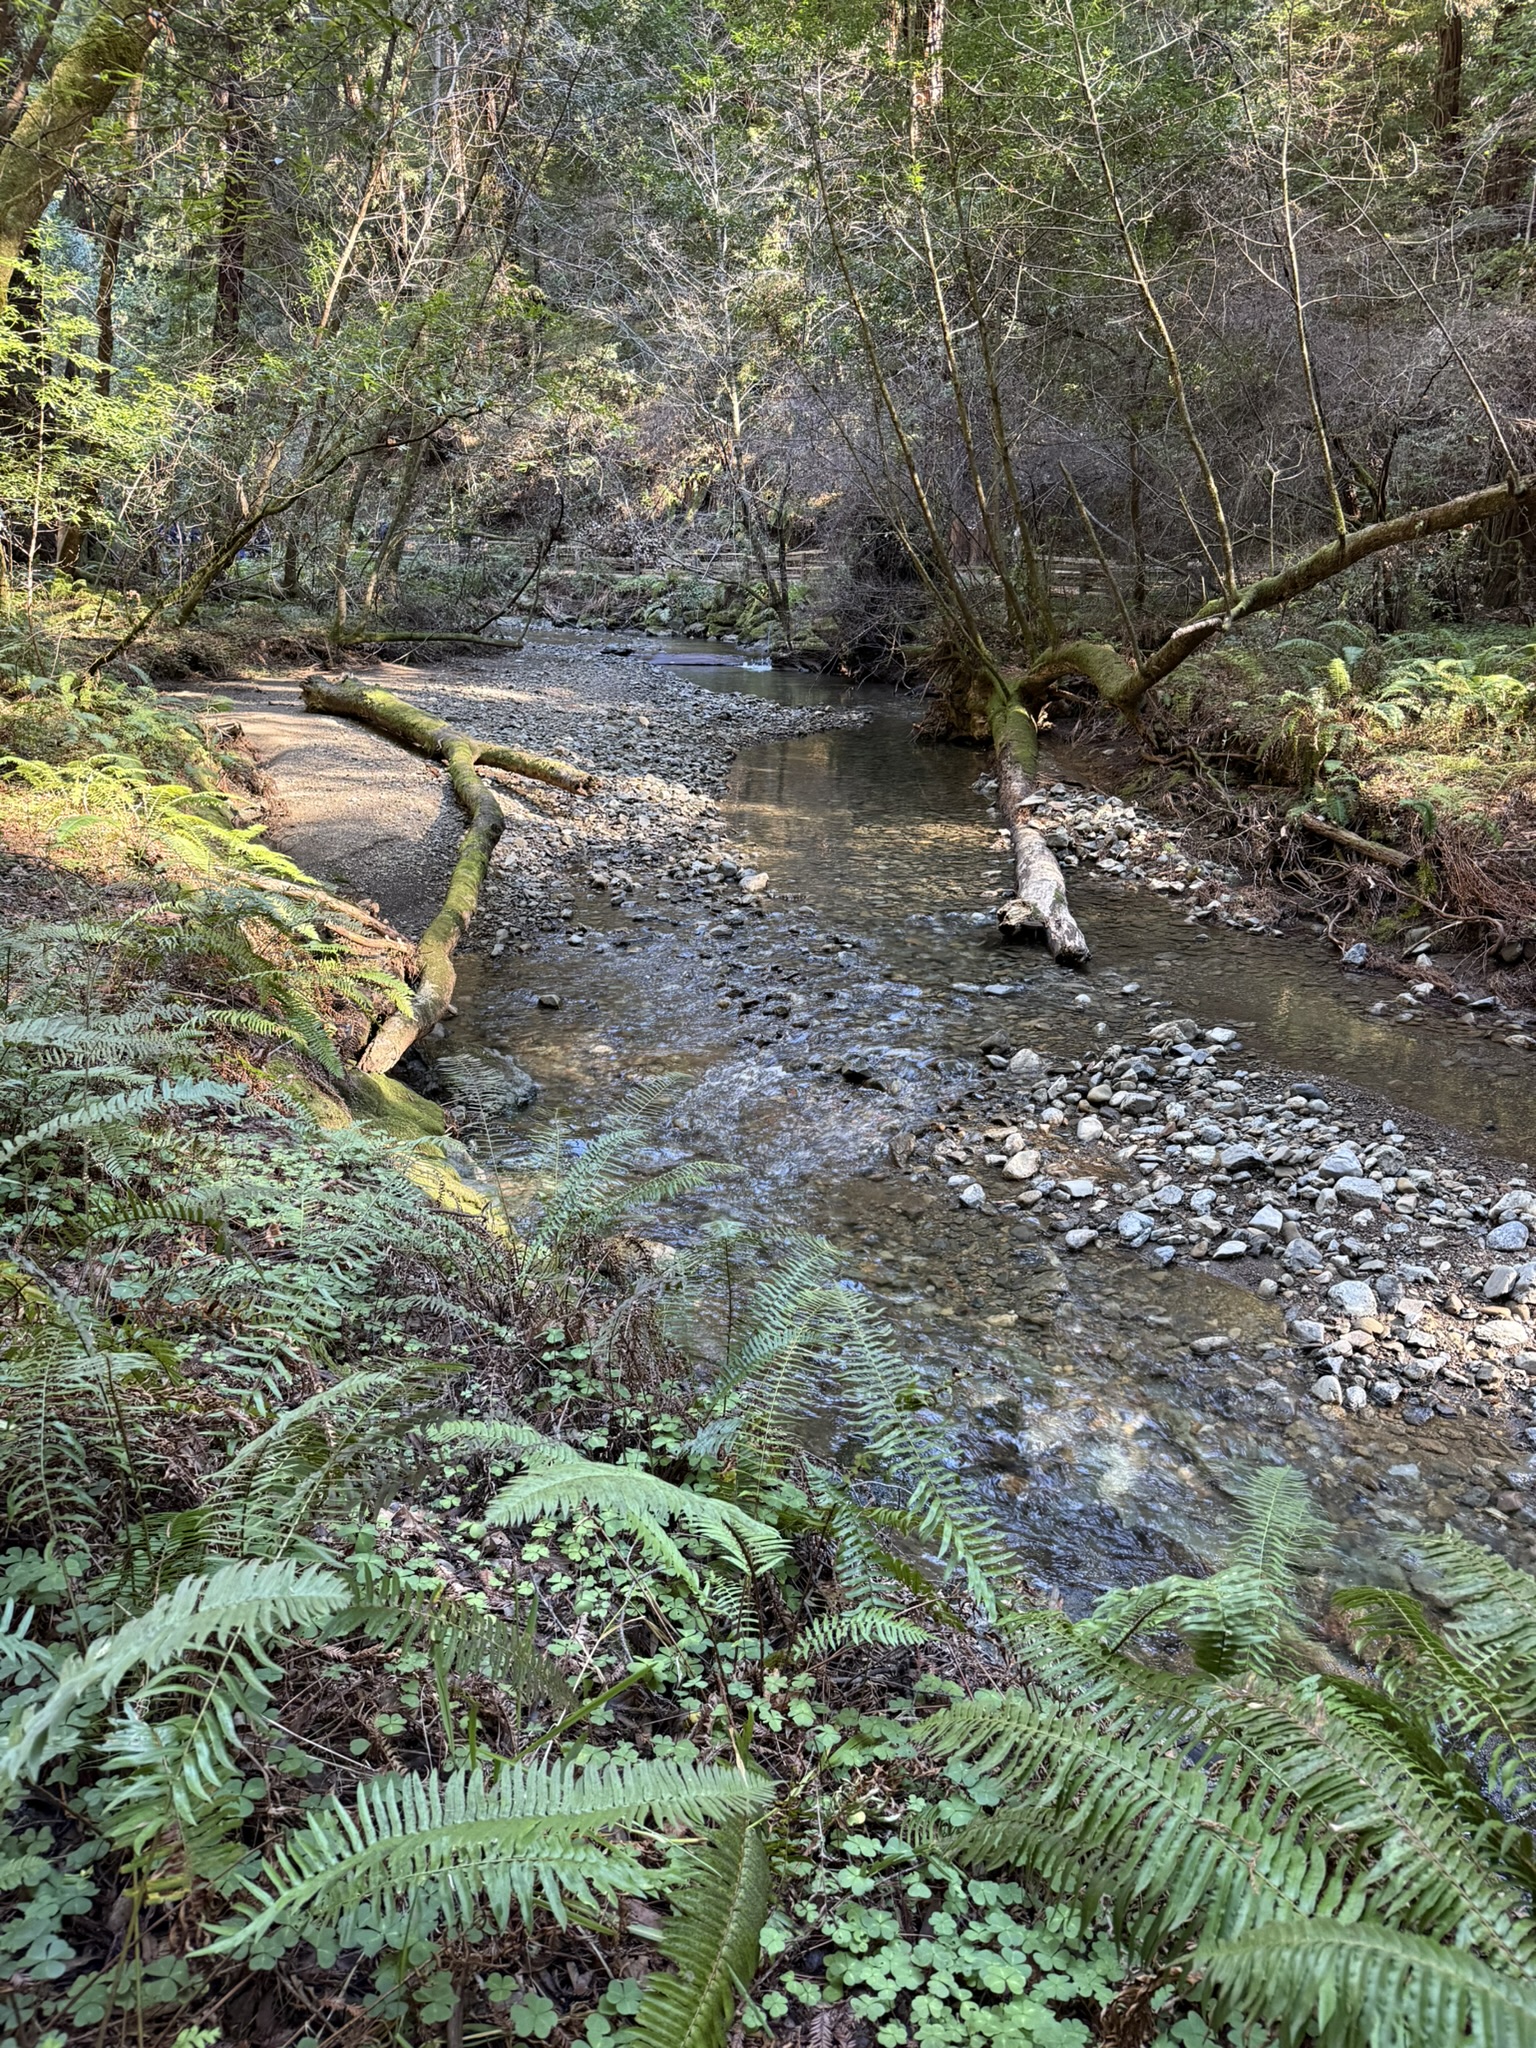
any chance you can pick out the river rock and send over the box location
[1221,1142,1268,1173]
[1152,1184,1184,1209]
[1493,1190,1536,1222]
[1076,1114,1105,1141]
[435,1051,538,1112]
[1370,1379,1403,1407]
[1063,1177,1098,1199]
[1487,1220,1531,1253]
[1329,1279,1379,1316]
[1291,1318,1327,1345]
[1335,1175,1387,1205]
[1118,1211,1155,1243]
[1478,1320,1528,1349]
[1486,1265,1520,1300]
[1345,1383,1369,1412]
[1251,1204,1285,1233]
[1008,1048,1043,1078]
[1284,1237,1325,1271]
[1319,1147,1363,1179]
[1212,1239,1248,1259]
[1312,1374,1343,1404]
[1341,942,1368,965]
[959,1182,986,1207]
[1001,1149,1041,1180]
[1063,1226,1098,1251]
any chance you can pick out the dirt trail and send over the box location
[172,670,461,934]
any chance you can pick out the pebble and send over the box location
[1334,1175,1387,1205]
[1312,1374,1344,1404]
[1319,1148,1363,1179]
[1076,1114,1105,1141]
[1063,1177,1098,1199]
[1487,1221,1531,1252]
[959,1183,985,1207]
[1329,1280,1379,1316]
[1284,1237,1325,1271]
[1251,1204,1285,1233]
[1063,1226,1098,1251]
[1292,1319,1327,1346]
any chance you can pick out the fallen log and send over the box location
[1296,812,1415,871]
[990,703,1090,965]
[301,673,595,1071]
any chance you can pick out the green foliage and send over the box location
[632,1820,772,2048]
[923,1468,1536,2048]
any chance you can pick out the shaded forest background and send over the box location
[0,0,1531,674]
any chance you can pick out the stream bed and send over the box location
[442,642,1536,1607]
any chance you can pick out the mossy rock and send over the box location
[267,1056,355,1129]
[345,1069,447,1141]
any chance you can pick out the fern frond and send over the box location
[0,1561,348,1785]
[1199,1917,1536,2048]
[631,1820,771,2048]
[341,1561,570,1708]
[796,1605,930,1662]
[0,1075,240,1167]
[204,1758,771,1955]
[485,1442,789,1588]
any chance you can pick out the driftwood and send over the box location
[991,703,1090,964]
[1296,813,1415,871]
[301,673,594,1072]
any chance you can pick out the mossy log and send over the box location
[301,673,595,1072]
[990,703,1090,965]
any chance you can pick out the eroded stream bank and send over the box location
[229,635,1536,1607]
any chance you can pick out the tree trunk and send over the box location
[0,4,160,314]
[1432,9,1463,144]
[991,704,1089,964]
[300,675,594,1073]
[212,75,253,366]
[94,72,140,396]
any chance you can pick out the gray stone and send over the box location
[1204,1027,1238,1044]
[1334,1175,1388,1205]
[1341,942,1368,966]
[1487,1220,1531,1253]
[1151,1184,1185,1209]
[1076,1114,1105,1142]
[1344,1383,1369,1412]
[1493,1189,1536,1222]
[1292,1319,1327,1345]
[1063,1177,1098,1199]
[1284,1237,1325,1271]
[436,1051,539,1112]
[1008,1048,1044,1078]
[1370,1379,1402,1406]
[1312,1374,1344,1404]
[1063,1226,1098,1251]
[1478,1320,1528,1349]
[1319,1148,1363,1179]
[1220,1142,1269,1172]
[1189,1188,1217,1215]
[959,1183,986,1207]
[1213,1239,1248,1259]
[1485,1266,1520,1301]
[1329,1279,1379,1316]
[1118,1211,1155,1243]
[1251,1204,1285,1234]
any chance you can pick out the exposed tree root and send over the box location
[301,673,595,1071]
[1296,813,1415,871]
[991,703,1090,964]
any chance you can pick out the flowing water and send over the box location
[444,642,1536,1606]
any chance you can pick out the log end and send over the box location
[997,896,1091,966]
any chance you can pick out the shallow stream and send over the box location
[445,644,1536,1605]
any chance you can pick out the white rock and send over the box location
[1063,1226,1098,1251]
[1251,1204,1285,1233]
[1001,1149,1042,1180]
[959,1183,986,1207]
[1312,1374,1343,1404]
[1076,1114,1105,1142]
[1063,1177,1098,1199]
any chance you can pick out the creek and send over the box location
[445,643,1536,1607]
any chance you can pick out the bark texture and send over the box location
[301,674,595,1071]
[991,703,1090,964]
[0,4,160,312]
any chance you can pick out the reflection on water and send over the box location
[446,637,1536,1603]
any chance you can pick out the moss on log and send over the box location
[300,673,595,1072]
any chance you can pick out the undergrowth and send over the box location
[5,659,1536,2048]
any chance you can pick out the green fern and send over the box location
[1200,1919,1536,2048]
[205,1758,771,1956]
[631,1820,772,2048]
[0,1560,350,1785]
[484,1438,789,1590]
